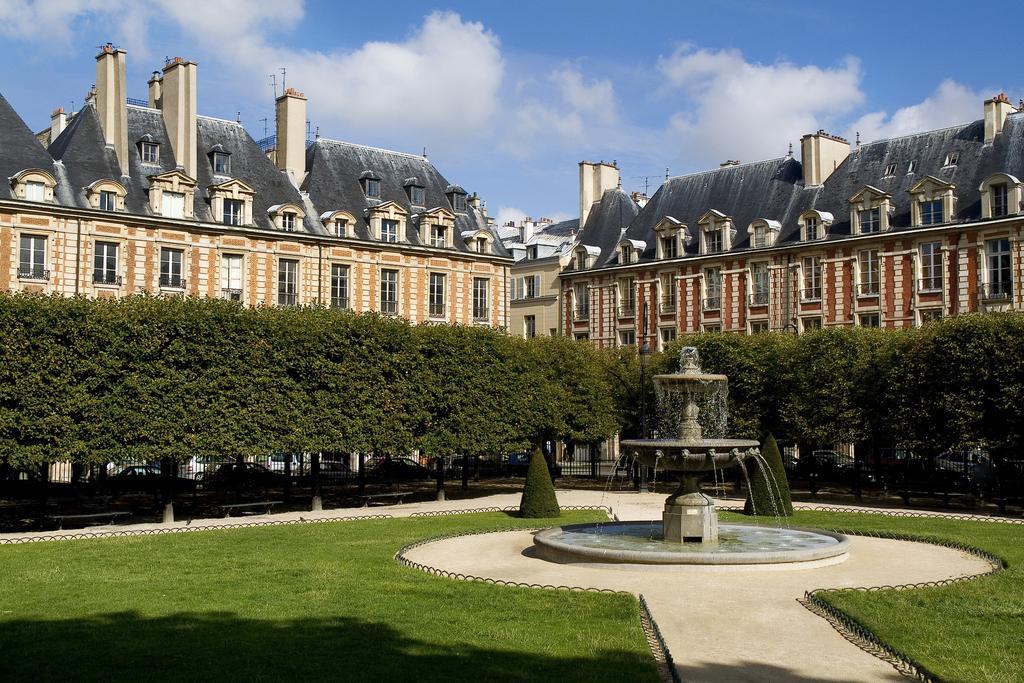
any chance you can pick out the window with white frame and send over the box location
[921,199,944,225]
[703,268,721,310]
[409,185,425,206]
[574,283,589,318]
[526,245,538,260]
[99,190,117,212]
[93,241,119,285]
[452,193,468,212]
[705,229,723,254]
[858,249,880,295]
[281,212,297,232]
[160,248,184,288]
[223,199,243,226]
[161,191,185,218]
[524,315,537,338]
[750,321,769,334]
[474,236,488,253]
[430,224,447,248]
[943,152,959,167]
[919,309,942,324]
[380,269,398,314]
[805,217,820,240]
[859,313,880,328]
[801,317,822,332]
[212,152,230,175]
[277,259,298,306]
[618,277,636,315]
[751,262,769,305]
[334,219,348,238]
[221,253,243,300]
[660,235,677,259]
[991,183,1009,218]
[364,178,380,198]
[620,244,632,264]
[619,329,635,346]
[330,264,349,309]
[428,273,446,318]
[472,278,489,321]
[574,251,588,270]
[920,242,943,291]
[802,256,821,300]
[141,142,159,164]
[660,273,676,310]
[660,327,677,345]
[907,160,918,174]
[24,181,45,202]
[381,219,399,243]
[752,224,767,248]
[883,163,896,177]
[18,235,46,279]
[986,238,1012,299]
[858,207,881,233]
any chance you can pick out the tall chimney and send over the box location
[161,57,198,178]
[147,71,163,109]
[95,44,129,176]
[50,107,67,141]
[800,130,850,186]
[275,87,307,187]
[984,93,1015,143]
[578,160,619,225]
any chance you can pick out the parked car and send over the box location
[365,456,431,481]
[198,462,283,490]
[266,453,309,475]
[505,452,562,478]
[935,449,991,488]
[109,465,195,494]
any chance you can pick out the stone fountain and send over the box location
[532,346,849,566]
[620,346,760,543]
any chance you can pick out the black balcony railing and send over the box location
[429,303,446,318]
[574,306,589,320]
[857,282,880,296]
[159,274,186,289]
[748,291,769,306]
[381,300,398,315]
[277,292,298,307]
[473,307,490,322]
[223,288,243,302]
[918,277,943,293]
[618,301,636,317]
[660,296,677,313]
[17,267,49,281]
[702,296,721,311]
[330,297,349,310]
[801,287,822,301]
[93,272,122,286]
[983,281,1013,300]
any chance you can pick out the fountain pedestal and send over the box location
[663,477,717,543]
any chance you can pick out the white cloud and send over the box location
[550,66,616,124]
[844,80,985,143]
[0,0,112,45]
[658,46,864,166]
[493,206,528,226]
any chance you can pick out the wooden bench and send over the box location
[48,511,132,530]
[220,500,282,517]
[360,492,411,507]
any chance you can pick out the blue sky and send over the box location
[1,0,1021,225]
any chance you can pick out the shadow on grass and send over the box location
[0,611,654,682]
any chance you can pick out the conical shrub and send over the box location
[519,449,560,518]
[744,433,793,517]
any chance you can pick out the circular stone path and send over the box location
[404,529,993,682]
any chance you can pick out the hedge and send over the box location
[0,294,619,471]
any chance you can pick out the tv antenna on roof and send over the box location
[269,73,277,98]
[280,67,287,90]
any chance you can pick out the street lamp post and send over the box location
[638,300,651,494]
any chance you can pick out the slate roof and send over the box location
[303,138,508,256]
[538,217,579,236]
[600,111,1024,269]
[0,93,58,200]
[575,188,641,266]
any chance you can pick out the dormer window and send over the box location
[409,186,425,206]
[223,199,244,226]
[883,163,896,177]
[208,178,254,228]
[907,160,917,174]
[620,244,632,264]
[747,219,781,248]
[697,210,735,254]
[908,176,955,227]
[654,217,685,259]
[526,245,538,260]
[979,173,1022,220]
[268,202,306,232]
[848,186,892,234]
[11,169,57,204]
[321,210,356,238]
[660,235,677,259]
[943,152,959,167]
[575,252,587,270]
[141,141,159,164]
[162,192,185,218]
[859,208,880,233]
[368,202,408,244]
[381,220,397,242]
[474,237,488,253]
[212,151,230,175]
[360,171,381,198]
[446,185,468,213]
[799,210,833,241]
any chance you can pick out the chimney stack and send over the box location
[800,130,850,186]
[50,107,67,141]
[95,44,129,176]
[578,160,619,225]
[147,71,163,109]
[161,57,198,178]
[275,87,307,187]
[984,93,1015,143]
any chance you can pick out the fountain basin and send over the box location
[533,521,849,566]
[620,438,760,472]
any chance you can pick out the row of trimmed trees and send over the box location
[0,295,619,491]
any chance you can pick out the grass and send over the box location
[722,509,1024,683]
[0,511,657,682]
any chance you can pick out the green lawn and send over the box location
[722,510,1024,683]
[0,511,657,682]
